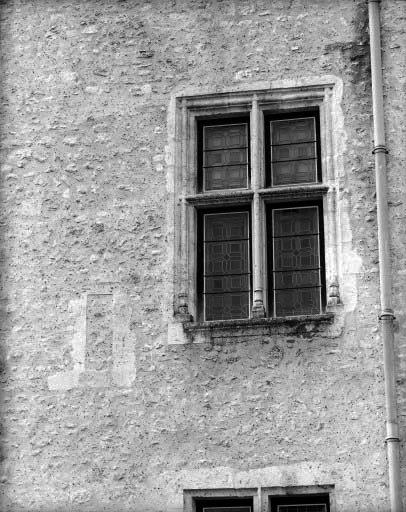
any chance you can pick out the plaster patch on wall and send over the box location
[48,292,135,390]
[85,293,113,371]
[47,296,86,390]
[112,292,136,387]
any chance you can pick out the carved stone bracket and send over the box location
[174,292,193,322]
[327,277,340,306]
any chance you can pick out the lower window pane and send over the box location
[205,240,250,275]
[205,274,250,294]
[275,287,321,316]
[205,292,250,320]
[204,165,248,190]
[202,211,251,321]
[272,159,317,186]
[274,269,320,289]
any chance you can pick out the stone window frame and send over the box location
[170,81,341,336]
[183,485,335,512]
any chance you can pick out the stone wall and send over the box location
[0,0,405,511]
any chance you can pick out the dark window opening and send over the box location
[265,110,321,187]
[197,206,252,321]
[267,201,326,317]
[195,110,326,322]
[270,493,330,512]
[195,497,253,512]
[197,117,250,192]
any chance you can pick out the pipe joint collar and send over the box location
[385,436,401,444]
[372,145,388,154]
[379,309,395,320]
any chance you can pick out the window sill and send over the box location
[183,313,334,342]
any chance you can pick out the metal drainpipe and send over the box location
[367,1,403,510]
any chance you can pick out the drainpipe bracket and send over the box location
[372,145,388,154]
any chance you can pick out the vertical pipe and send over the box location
[251,96,265,317]
[368,1,403,510]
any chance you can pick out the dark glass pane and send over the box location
[271,118,315,145]
[205,165,248,191]
[274,269,320,290]
[272,142,316,162]
[205,274,249,293]
[270,117,318,186]
[203,211,250,320]
[203,123,248,191]
[272,206,321,316]
[273,207,319,237]
[205,292,250,320]
[272,159,317,186]
[205,240,250,275]
[205,212,249,241]
[273,235,319,271]
[204,124,247,150]
[204,147,247,167]
[275,287,321,316]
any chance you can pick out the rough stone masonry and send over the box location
[0,0,405,511]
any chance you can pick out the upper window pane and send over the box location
[270,117,318,186]
[202,123,249,191]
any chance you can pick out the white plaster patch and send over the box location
[167,321,188,345]
[48,296,86,391]
[48,292,136,390]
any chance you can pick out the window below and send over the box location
[183,486,333,512]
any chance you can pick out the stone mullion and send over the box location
[251,95,266,317]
